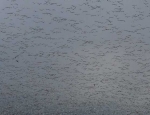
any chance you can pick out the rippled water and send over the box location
[1,0,150,114]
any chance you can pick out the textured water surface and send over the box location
[0,0,150,114]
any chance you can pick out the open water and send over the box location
[0,0,150,114]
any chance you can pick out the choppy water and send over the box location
[0,0,150,114]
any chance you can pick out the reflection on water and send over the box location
[0,0,150,114]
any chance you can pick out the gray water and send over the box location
[0,0,150,114]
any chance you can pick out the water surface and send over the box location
[0,0,150,114]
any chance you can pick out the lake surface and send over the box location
[0,0,150,114]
